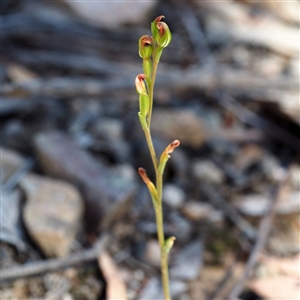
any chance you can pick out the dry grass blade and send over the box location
[98,251,127,300]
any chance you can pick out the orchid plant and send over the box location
[135,16,179,300]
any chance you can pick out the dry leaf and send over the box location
[6,63,37,83]
[262,254,300,279]
[98,251,127,300]
[248,275,300,299]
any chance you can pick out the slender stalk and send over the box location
[156,170,171,300]
[136,17,174,299]
[142,126,158,172]
[149,57,171,300]
[147,61,159,127]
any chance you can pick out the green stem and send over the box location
[142,126,158,172]
[142,46,171,300]
[147,61,159,127]
[156,170,171,300]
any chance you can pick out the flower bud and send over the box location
[160,139,180,164]
[158,139,180,175]
[135,74,147,95]
[139,94,149,117]
[138,35,153,59]
[165,139,180,155]
[143,58,152,79]
[138,167,158,202]
[164,236,176,255]
[151,15,172,48]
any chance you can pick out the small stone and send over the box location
[163,184,186,209]
[170,240,203,281]
[234,194,269,217]
[268,213,300,255]
[144,239,161,267]
[192,160,225,184]
[290,164,300,190]
[21,174,83,257]
[13,279,29,299]
[168,212,192,244]
[111,164,136,182]
[0,147,24,182]
[234,192,300,217]
[251,53,285,77]
[261,154,281,180]
[44,272,70,297]
[62,293,73,300]
[34,131,136,232]
[182,201,214,221]
[64,1,158,28]
[234,144,263,171]
[0,190,27,251]
[151,109,205,148]
[139,277,188,300]
[92,118,123,141]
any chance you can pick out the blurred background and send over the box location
[1,0,299,299]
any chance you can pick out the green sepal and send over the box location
[149,188,158,208]
[157,23,172,48]
[138,35,153,59]
[143,59,152,80]
[151,20,159,41]
[158,154,169,175]
[139,94,149,117]
[145,179,158,207]
[154,47,163,63]
[138,112,148,130]
[164,236,176,255]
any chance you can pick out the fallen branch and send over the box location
[218,94,300,151]
[227,167,290,299]
[202,185,257,243]
[0,234,109,282]
[2,67,297,98]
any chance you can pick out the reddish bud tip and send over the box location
[140,35,153,47]
[137,74,146,81]
[154,15,165,23]
[138,167,149,184]
[139,35,153,59]
[135,74,147,95]
[166,139,180,154]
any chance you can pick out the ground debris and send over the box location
[1,0,300,299]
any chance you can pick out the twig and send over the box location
[227,167,290,299]
[171,0,300,148]
[3,157,35,192]
[0,98,41,116]
[172,0,214,65]
[218,93,300,151]
[2,67,297,98]
[0,234,109,282]
[7,50,138,77]
[202,185,257,243]
[206,261,237,300]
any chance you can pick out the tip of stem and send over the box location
[138,167,149,184]
[166,139,180,155]
[171,140,180,148]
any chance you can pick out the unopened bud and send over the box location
[143,59,152,79]
[135,74,147,95]
[160,139,180,164]
[151,15,172,48]
[139,94,149,117]
[165,140,180,155]
[158,139,180,175]
[138,168,158,201]
[164,236,176,255]
[139,35,153,59]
